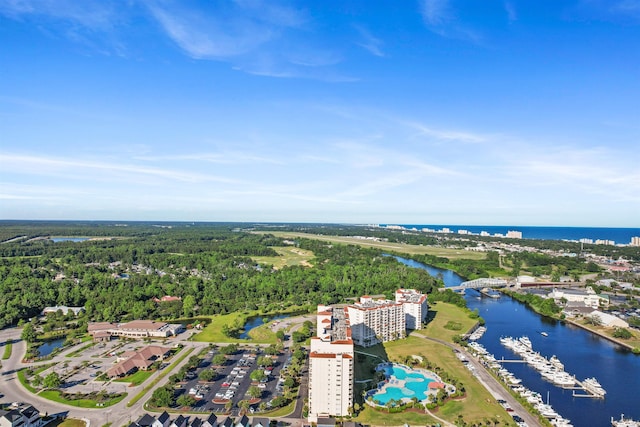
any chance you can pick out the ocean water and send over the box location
[382,224,640,245]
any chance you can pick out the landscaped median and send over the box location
[129,346,193,407]
[2,341,12,359]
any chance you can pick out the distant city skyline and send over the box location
[1,1,639,226]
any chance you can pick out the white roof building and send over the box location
[589,310,629,328]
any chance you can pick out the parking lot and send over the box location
[37,338,174,395]
[175,347,289,414]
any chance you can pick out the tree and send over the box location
[613,327,633,339]
[585,314,603,326]
[21,322,37,343]
[43,372,62,389]
[276,330,285,341]
[250,369,266,382]
[199,369,216,381]
[177,394,196,407]
[152,386,174,408]
[212,354,227,366]
[248,385,262,399]
[257,356,273,367]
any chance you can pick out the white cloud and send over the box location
[504,1,517,22]
[404,121,488,143]
[418,0,483,43]
[354,24,385,57]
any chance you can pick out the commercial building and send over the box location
[107,345,172,378]
[395,288,429,330]
[631,236,640,247]
[88,320,185,340]
[308,305,354,422]
[548,287,609,309]
[347,296,405,347]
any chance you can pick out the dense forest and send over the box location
[0,222,441,329]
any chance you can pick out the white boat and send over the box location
[583,377,606,396]
[611,414,640,427]
[549,355,564,370]
[541,331,549,337]
[519,336,532,348]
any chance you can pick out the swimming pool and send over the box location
[372,364,435,405]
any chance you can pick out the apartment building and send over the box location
[347,296,405,347]
[308,305,354,422]
[395,288,429,330]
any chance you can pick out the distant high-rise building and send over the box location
[579,238,594,244]
[395,288,429,330]
[308,305,354,422]
[506,230,523,239]
[595,239,615,246]
[630,236,640,247]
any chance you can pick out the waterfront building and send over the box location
[506,230,523,239]
[630,236,640,247]
[595,239,615,246]
[589,310,629,328]
[548,287,609,309]
[395,288,429,330]
[308,305,354,422]
[347,296,405,347]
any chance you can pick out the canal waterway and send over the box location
[394,255,640,427]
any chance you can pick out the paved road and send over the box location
[415,333,543,427]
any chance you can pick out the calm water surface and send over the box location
[395,256,640,427]
[37,338,65,356]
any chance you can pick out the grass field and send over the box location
[114,369,154,386]
[257,231,487,260]
[2,341,12,359]
[353,303,510,426]
[53,419,86,427]
[192,306,309,343]
[39,390,126,408]
[251,246,314,269]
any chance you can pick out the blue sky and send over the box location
[1,0,639,226]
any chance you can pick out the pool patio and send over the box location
[366,362,456,408]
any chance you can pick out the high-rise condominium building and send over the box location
[395,288,429,330]
[347,296,406,347]
[308,305,354,422]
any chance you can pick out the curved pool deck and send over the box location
[368,363,447,406]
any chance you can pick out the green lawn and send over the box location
[252,246,315,269]
[114,369,154,386]
[259,231,487,260]
[421,301,479,342]
[39,390,126,408]
[2,341,12,359]
[192,306,309,343]
[53,419,87,427]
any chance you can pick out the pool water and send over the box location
[373,365,435,404]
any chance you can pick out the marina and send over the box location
[500,336,605,398]
[395,255,640,427]
[467,341,574,427]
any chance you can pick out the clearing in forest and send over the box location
[252,246,314,269]
[260,231,486,260]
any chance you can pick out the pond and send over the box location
[238,314,291,339]
[51,237,89,243]
[37,337,65,356]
